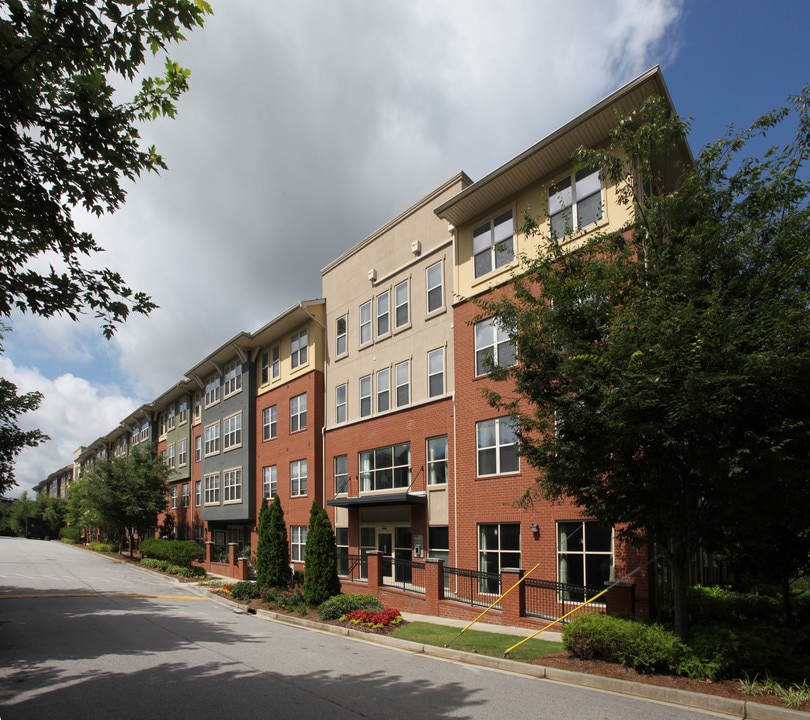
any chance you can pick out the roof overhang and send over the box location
[327,491,427,508]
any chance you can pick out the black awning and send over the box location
[327,491,427,508]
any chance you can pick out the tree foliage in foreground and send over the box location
[302,501,341,606]
[480,91,810,638]
[256,495,292,590]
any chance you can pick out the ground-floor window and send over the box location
[478,523,520,593]
[291,525,307,562]
[557,521,613,601]
[428,526,449,564]
[336,527,349,575]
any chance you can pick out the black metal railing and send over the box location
[338,552,367,582]
[443,566,501,609]
[382,557,425,594]
[524,577,605,621]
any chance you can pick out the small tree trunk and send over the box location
[671,547,690,640]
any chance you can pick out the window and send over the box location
[360,301,372,345]
[167,444,176,469]
[193,392,201,421]
[359,375,372,418]
[427,347,444,397]
[170,486,178,509]
[195,436,202,463]
[335,384,347,424]
[204,374,220,407]
[204,423,220,456]
[394,279,409,328]
[336,527,349,575]
[376,290,390,336]
[427,436,448,485]
[260,350,270,384]
[291,525,307,562]
[204,473,220,505]
[477,417,519,476]
[291,328,308,369]
[334,454,348,494]
[290,393,307,432]
[290,459,307,497]
[178,399,188,425]
[262,465,277,499]
[182,483,189,507]
[223,362,242,396]
[426,261,443,313]
[272,344,280,379]
[479,523,521,592]
[223,468,242,503]
[262,405,277,440]
[195,480,201,507]
[336,315,347,356]
[131,426,139,446]
[473,209,514,278]
[359,443,410,491]
[167,405,176,430]
[557,521,613,601]
[376,368,390,413]
[178,439,187,467]
[140,421,150,442]
[429,526,449,565]
[395,359,410,407]
[548,168,602,239]
[475,318,516,377]
[223,413,242,451]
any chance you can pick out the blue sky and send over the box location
[4,0,809,497]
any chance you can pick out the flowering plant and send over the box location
[341,607,403,629]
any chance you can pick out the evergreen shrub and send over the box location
[139,538,204,566]
[318,594,384,621]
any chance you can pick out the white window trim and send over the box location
[223,412,242,451]
[223,467,243,504]
[426,260,444,314]
[290,459,308,497]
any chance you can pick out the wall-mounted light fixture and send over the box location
[529,522,539,535]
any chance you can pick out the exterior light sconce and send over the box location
[529,523,540,536]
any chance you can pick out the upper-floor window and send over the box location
[336,315,347,356]
[204,422,220,456]
[204,374,220,407]
[195,479,201,507]
[271,344,280,379]
[360,301,372,345]
[426,261,443,313]
[360,442,410,492]
[260,350,270,385]
[204,473,220,505]
[290,393,307,432]
[359,375,372,418]
[223,468,242,503]
[376,367,390,413]
[178,399,188,425]
[475,318,516,377]
[290,459,308,497]
[336,383,347,424]
[476,417,519,476]
[427,435,448,485]
[395,359,410,407]
[167,406,176,430]
[428,347,444,398]
[167,444,176,468]
[223,362,242,397]
[195,435,201,463]
[170,485,178,508]
[376,290,390,337]
[334,454,349,494]
[262,405,277,440]
[262,465,277,499]
[223,413,242,451]
[131,426,139,445]
[182,482,190,506]
[548,168,602,240]
[473,209,514,278]
[140,420,150,442]
[394,279,409,328]
[291,329,308,369]
[178,439,188,467]
[193,392,201,420]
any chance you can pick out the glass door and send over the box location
[378,531,393,581]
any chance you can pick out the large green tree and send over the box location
[302,502,341,606]
[0,0,211,495]
[481,92,810,638]
[256,495,291,590]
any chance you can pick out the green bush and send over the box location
[231,581,261,600]
[164,564,205,578]
[318,594,384,621]
[688,585,780,626]
[140,558,166,570]
[140,538,205,566]
[87,541,118,553]
[59,527,81,543]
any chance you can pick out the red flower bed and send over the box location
[343,608,403,628]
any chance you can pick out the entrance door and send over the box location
[378,532,393,581]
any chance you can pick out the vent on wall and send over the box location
[411,240,421,255]
[367,268,377,282]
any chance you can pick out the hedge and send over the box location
[139,538,205,566]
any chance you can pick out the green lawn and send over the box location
[391,621,562,664]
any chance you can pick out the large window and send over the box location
[427,436,448,485]
[473,209,514,278]
[262,465,277,499]
[204,423,220,456]
[291,526,307,562]
[182,483,189,507]
[558,521,613,600]
[262,405,277,440]
[170,485,178,508]
[204,374,220,407]
[335,383,347,424]
[178,399,188,425]
[223,468,242,503]
[427,347,444,398]
[204,473,220,505]
[394,279,409,328]
[476,417,519,476]
[376,368,390,413]
[548,168,602,239]
[167,444,176,469]
[360,443,410,491]
[178,439,187,467]
[290,393,307,432]
[426,261,443,313]
[334,455,349,494]
[359,375,372,418]
[395,360,410,407]
[260,350,270,384]
[291,459,307,497]
[271,344,280,379]
[291,329,308,369]
[360,301,372,345]
[479,523,521,592]
[223,362,242,396]
[167,405,176,430]
[475,318,516,377]
[429,526,449,565]
[376,290,390,336]
[336,315,348,356]
[223,413,242,451]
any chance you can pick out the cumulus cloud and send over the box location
[3,0,684,495]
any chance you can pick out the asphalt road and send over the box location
[0,537,730,720]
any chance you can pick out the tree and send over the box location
[302,501,341,606]
[481,91,810,638]
[256,495,291,590]
[0,0,211,495]
[77,444,169,554]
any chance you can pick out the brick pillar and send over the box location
[605,582,636,617]
[367,551,383,596]
[228,542,239,566]
[424,558,445,615]
[205,541,215,564]
[500,568,525,625]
